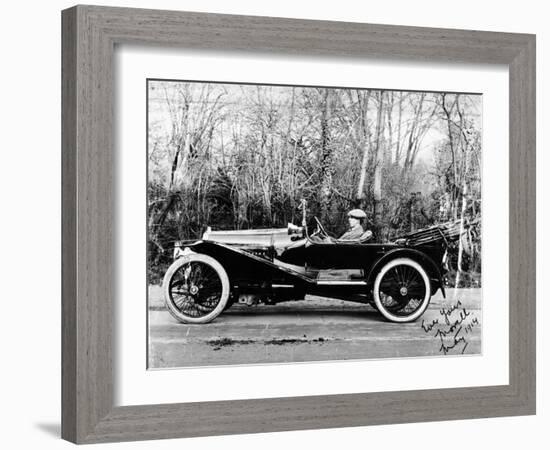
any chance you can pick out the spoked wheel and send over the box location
[373,257,431,322]
[162,253,229,324]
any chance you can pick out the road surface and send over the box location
[148,286,482,368]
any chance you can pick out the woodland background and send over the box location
[147,81,482,286]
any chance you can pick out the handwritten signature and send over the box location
[420,300,479,355]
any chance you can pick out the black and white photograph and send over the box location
[147,79,483,368]
[2,0,544,447]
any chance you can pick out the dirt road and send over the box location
[148,287,482,368]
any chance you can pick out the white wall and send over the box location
[0,1,546,448]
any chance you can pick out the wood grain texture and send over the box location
[61,5,536,444]
[508,37,536,411]
[61,7,77,443]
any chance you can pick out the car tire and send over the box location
[373,257,431,323]
[163,253,230,324]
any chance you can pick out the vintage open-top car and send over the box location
[162,201,457,324]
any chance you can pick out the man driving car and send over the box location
[339,209,372,241]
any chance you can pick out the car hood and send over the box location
[202,227,295,248]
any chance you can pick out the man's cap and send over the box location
[347,209,367,219]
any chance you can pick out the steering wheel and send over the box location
[311,216,330,239]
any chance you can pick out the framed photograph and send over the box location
[62,5,536,444]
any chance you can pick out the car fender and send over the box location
[182,240,314,285]
[365,248,445,297]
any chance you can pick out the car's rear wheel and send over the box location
[163,253,229,324]
[373,257,431,323]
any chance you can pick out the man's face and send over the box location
[348,216,360,228]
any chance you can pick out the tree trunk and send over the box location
[394,92,404,165]
[454,166,469,287]
[319,89,334,223]
[441,93,459,219]
[373,91,385,235]
[401,93,425,176]
[454,94,469,288]
[384,91,394,167]
[356,91,371,203]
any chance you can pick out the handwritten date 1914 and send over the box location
[420,299,479,355]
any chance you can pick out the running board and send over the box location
[316,280,367,286]
[268,280,368,288]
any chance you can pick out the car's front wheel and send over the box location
[162,253,230,324]
[373,257,431,323]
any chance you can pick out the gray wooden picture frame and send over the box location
[61,5,536,444]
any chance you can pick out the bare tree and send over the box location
[372,90,386,234]
[318,88,335,222]
[355,90,371,204]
